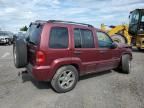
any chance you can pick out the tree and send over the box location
[20,26,28,31]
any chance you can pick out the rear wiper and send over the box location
[28,41,36,45]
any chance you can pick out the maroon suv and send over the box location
[13,20,132,93]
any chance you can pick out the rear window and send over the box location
[49,27,68,49]
[26,24,42,45]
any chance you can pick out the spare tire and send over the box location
[13,39,27,68]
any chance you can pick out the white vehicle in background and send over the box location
[13,31,26,44]
[0,31,13,45]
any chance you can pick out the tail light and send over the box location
[36,51,46,65]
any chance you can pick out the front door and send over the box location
[96,31,119,71]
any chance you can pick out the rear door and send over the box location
[72,27,100,74]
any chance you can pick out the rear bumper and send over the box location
[26,64,52,81]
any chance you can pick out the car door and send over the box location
[72,27,99,74]
[96,31,120,71]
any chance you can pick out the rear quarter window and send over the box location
[49,27,68,49]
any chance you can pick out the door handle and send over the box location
[100,50,107,53]
[74,51,81,55]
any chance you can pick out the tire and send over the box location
[121,55,131,74]
[137,47,144,51]
[111,34,127,44]
[137,47,142,51]
[51,65,78,93]
[8,41,11,45]
[13,39,27,68]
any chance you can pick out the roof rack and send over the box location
[29,20,47,27]
[47,20,94,27]
[35,20,47,23]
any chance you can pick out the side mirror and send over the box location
[110,42,117,49]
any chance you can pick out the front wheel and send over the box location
[121,55,131,74]
[51,65,78,93]
[137,47,144,51]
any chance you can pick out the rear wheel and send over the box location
[111,34,127,44]
[51,65,78,93]
[137,47,144,51]
[8,41,11,45]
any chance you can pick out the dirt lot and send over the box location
[0,45,144,108]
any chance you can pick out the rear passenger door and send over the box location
[72,28,99,74]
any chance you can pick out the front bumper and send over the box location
[26,63,52,81]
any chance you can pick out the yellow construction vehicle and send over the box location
[101,24,132,45]
[101,9,144,50]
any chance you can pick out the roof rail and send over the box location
[47,20,93,27]
[29,20,46,27]
[35,20,47,23]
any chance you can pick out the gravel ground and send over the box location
[0,45,144,108]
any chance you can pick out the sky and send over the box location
[0,0,144,33]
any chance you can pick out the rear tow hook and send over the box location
[18,70,28,76]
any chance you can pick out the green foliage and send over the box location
[20,26,28,31]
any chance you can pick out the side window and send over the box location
[49,27,68,49]
[74,29,95,48]
[74,29,82,48]
[81,29,95,48]
[96,32,113,48]
[141,15,144,22]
